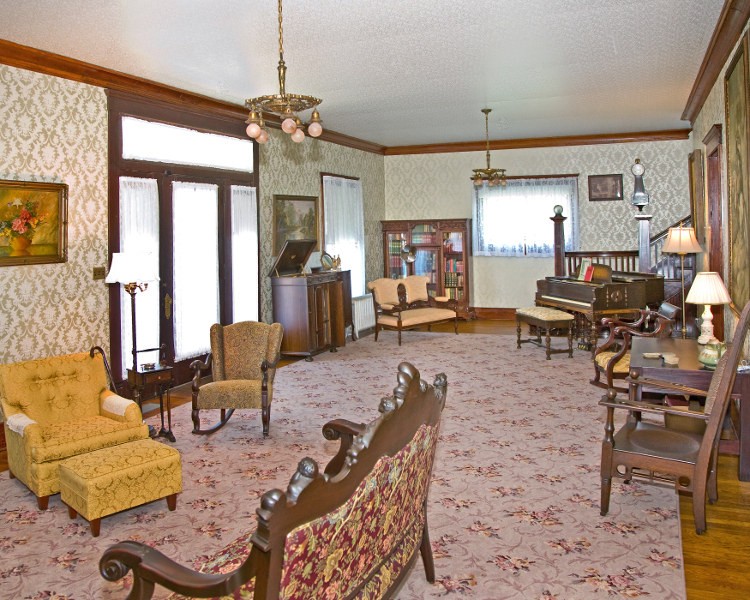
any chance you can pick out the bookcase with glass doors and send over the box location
[380,219,472,318]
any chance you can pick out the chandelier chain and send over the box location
[277,0,284,59]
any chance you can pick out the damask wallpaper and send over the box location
[384,139,692,307]
[0,65,109,364]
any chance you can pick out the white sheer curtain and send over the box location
[119,177,160,374]
[172,181,219,360]
[473,177,578,257]
[322,176,366,295]
[230,186,259,322]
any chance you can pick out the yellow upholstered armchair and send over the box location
[367,275,458,346]
[0,347,149,509]
[191,321,283,436]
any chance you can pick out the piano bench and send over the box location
[515,307,575,360]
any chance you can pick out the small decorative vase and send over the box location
[698,340,726,370]
[9,235,32,256]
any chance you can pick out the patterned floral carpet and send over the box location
[0,333,684,599]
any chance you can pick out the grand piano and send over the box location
[535,268,664,352]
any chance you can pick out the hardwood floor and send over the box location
[1,318,747,599]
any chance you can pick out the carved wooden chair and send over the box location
[591,301,679,397]
[190,321,283,436]
[100,362,447,599]
[599,300,750,534]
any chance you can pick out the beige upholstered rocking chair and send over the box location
[191,321,283,436]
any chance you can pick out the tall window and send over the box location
[473,176,578,257]
[108,92,259,383]
[322,175,366,295]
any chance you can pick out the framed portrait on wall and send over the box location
[0,179,68,266]
[272,194,320,256]
[725,32,750,310]
[587,174,623,201]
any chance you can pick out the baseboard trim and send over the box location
[472,307,517,320]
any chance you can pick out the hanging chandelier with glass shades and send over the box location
[245,0,323,144]
[472,108,506,187]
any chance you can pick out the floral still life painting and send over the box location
[0,180,68,266]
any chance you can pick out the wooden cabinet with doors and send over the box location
[271,270,351,360]
[381,219,473,318]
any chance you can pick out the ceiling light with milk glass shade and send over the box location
[472,108,506,188]
[245,0,323,144]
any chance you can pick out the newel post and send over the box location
[551,205,567,277]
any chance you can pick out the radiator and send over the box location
[352,294,376,339]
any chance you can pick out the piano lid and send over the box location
[268,239,316,277]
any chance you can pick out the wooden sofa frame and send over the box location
[368,277,459,346]
[100,362,447,600]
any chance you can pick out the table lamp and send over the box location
[686,271,732,344]
[661,226,703,338]
[105,252,159,371]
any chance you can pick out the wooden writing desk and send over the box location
[629,337,749,481]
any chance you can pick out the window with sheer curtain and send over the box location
[322,175,366,296]
[473,176,578,257]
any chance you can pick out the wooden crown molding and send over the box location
[0,39,385,155]
[0,37,702,157]
[384,129,691,156]
[682,0,750,124]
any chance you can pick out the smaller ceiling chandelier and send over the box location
[471,108,506,187]
[245,0,323,144]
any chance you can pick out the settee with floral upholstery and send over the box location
[100,362,447,600]
[367,275,458,346]
[0,347,149,509]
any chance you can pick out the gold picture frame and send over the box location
[0,179,68,266]
[688,149,706,248]
[272,194,320,256]
[725,33,750,310]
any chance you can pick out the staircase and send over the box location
[649,216,696,323]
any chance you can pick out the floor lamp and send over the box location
[661,226,703,338]
[685,271,732,343]
[105,252,159,371]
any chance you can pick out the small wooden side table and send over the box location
[127,365,175,442]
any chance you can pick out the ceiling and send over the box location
[0,0,726,148]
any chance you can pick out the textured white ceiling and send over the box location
[0,0,725,147]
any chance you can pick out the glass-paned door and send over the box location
[386,232,407,279]
[442,230,465,301]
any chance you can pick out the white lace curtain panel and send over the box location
[322,176,366,296]
[473,177,578,257]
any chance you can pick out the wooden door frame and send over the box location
[703,124,724,340]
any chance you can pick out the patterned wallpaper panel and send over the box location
[0,65,109,364]
[255,131,385,322]
[384,139,691,307]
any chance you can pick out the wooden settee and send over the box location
[100,362,448,600]
[367,275,458,345]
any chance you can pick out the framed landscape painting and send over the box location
[725,33,750,310]
[272,194,320,256]
[0,180,68,266]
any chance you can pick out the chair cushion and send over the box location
[594,351,630,373]
[378,307,455,328]
[368,278,401,306]
[31,415,149,463]
[403,275,430,303]
[194,380,268,410]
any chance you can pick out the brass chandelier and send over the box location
[245,0,323,144]
[471,108,506,187]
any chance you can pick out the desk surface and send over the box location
[630,337,706,373]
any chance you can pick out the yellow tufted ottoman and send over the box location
[516,306,575,359]
[59,438,182,537]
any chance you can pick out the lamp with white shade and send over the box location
[105,252,160,371]
[686,271,732,344]
[660,226,703,338]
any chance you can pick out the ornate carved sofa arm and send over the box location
[100,539,252,600]
[322,418,367,476]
